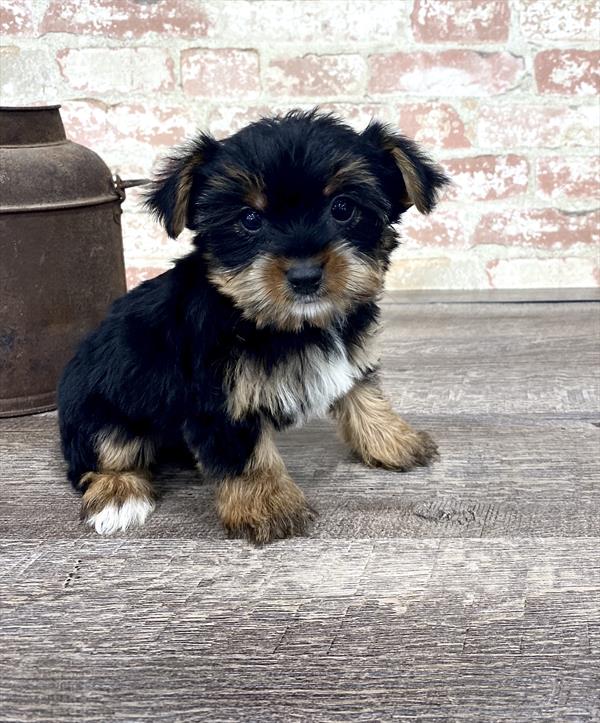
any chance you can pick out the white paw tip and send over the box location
[86,497,155,535]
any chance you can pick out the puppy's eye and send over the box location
[240,208,263,232]
[330,196,355,223]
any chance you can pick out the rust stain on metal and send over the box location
[0,105,135,417]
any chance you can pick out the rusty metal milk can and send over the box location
[0,105,129,416]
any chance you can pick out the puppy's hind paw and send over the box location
[85,497,155,535]
[80,471,155,535]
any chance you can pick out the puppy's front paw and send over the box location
[334,381,439,473]
[216,473,315,543]
[354,423,439,471]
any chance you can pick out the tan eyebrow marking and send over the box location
[226,164,268,211]
[324,158,378,197]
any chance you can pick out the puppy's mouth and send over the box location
[292,292,323,304]
[207,245,383,331]
[288,284,326,306]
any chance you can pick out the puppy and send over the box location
[58,110,449,542]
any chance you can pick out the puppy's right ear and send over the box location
[144,133,220,238]
[361,121,449,219]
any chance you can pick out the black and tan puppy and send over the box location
[58,110,449,542]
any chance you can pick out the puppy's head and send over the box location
[146,110,449,331]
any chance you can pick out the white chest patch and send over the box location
[227,336,364,425]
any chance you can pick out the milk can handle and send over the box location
[112,174,150,201]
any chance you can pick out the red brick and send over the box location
[443,155,529,201]
[536,157,600,199]
[317,103,390,130]
[0,0,34,35]
[265,54,366,96]
[211,1,407,44]
[60,100,110,147]
[534,50,600,95]
[208,105,281,138]
[42,0,210,38]
[0,46,61,104]
[519,0,599,41]
[182,49,260,99]
[476,104,599,149]
[412,0,510,42]
[396,102,471,149]
[108,104,197,145]
[400,206,468,249]
[368,51,524,96]
[56,48,176,94]
[61,102,192,153]
[473,209,598,249]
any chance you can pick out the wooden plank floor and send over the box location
[1,292,599,722]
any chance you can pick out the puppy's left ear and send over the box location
[144,132,220,238]
[362,121,450,217]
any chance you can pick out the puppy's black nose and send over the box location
[286,262,323,295]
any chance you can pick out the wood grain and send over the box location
[1,539,599,721]
[382,287,600,304]
[0,296,599,721]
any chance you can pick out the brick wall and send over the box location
[1,0,598,290]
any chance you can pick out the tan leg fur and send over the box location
[80,428,156,535]
[216,428,314,543]
[332,377,439,470]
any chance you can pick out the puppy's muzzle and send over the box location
[286,261,323,296]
